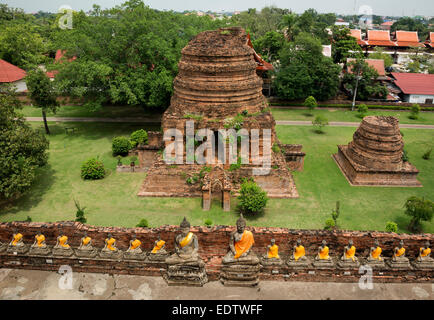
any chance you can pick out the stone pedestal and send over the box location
[52,246,74,257]
[287,257,311,269]
[364,258,386,269]
[75,248,98,258]
[123,251,146,261]
[261,257,282,266]
[147,252,170,262]
[7,244,29,255]
[337,258,360,269]
[220,253,261,287]
[29,246,52,256]
[0,242,7,253]
[411,258,434,270]
[163,261,208,287]
[387,258,411,269]
[313,258,335,269]
[99,250,123,260]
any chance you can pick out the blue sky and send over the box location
[3,0,434,16]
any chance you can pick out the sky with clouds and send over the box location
[3,0,434,17]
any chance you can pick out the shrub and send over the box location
[136,218,149,228]
[303,96,317,114]
[272,143,281,153]
[422,148,432,160]
[130,129,148,147]
[204,219,213,227]
[81,158,106,180]
[312,115,329,133]
[130,156,138,165]
[116,155,122,166]
[402,149,409,162]
[409,104,420,119]
[324,218,335,230]
[112,136,131,156]
[25,216,32,222]
[357,104,368,118]
[331,201,340,228]
[404,196,433,233]
[229,156,242,171]
[74,199,87,223]
[237,179,268,215]
[385,221,397,233]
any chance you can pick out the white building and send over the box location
[391,72,434,104]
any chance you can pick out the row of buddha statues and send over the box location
[1,215,433,286]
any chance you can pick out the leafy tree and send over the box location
[136,218,149,227]
[312,115,329,133]
[26,68,59,134]
[391,17,431,39]
[357,104,368,118]
[385,221,398,233]
[409,104,420,120]
[303,96,317,115]
[273,33,341,101]
[0,85,49,203]
[237,179,268,215]
[404,196,433,233]
[80,158,106,180]
[342,58,388,101]
[74,199,87,223]
[331,25,363,64]
[252,31,285,62]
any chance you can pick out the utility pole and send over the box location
[352,63,361,111]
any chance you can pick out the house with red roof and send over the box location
[391,72,434,104]
[0,59,27,92]
[380,21,394,30]
[347,58,390,81]
[425,32,434,49]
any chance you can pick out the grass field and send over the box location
[0,122,433,233]
[271,108,434,125]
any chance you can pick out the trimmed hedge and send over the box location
[112,136,131,156]
[269,101,434,111]
[81,158,106,180]
[130,129,148,147]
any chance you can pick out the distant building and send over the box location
[0,59,27,92]
[380,21,394,30]
[391,72,434,104]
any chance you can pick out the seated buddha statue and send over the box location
[53,230,74,257]
[388,240,410,269]
[412,241,434,270]
[261,239,282,265]
[165,217,204,266]
[124,234,145,260]
[222,214,259,265]
[313,240,334,268]
[99,233,123,259]
[287,239,310,268]
[7,229,28,254]
[366,239,385,268]
[338,239,359,268]
[148,235,169,261]
[29,231,51,255]
[75,231,98,257]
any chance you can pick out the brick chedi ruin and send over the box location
[137,27,305,210]
[333,116,421,186]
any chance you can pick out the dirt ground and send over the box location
[0,268,432,300]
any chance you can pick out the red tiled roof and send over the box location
[391,72,434,95]
[247,34,273,71]
[381,21,394,26]
[350,29,367,46]
[425,32,434,48]
[394,31,423,47]
[0,59,26,83]
[347,58,386,76]
[366,30,396,46]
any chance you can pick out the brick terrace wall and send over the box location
[0,222,432,282]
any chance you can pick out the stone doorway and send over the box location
[202,166,231,212]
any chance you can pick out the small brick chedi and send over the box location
[333,116,420,186]
[137,27,303,210]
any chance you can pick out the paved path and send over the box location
[25,117,434,129]
[0,269,432,300]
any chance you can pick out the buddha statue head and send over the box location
[107,233,113,239]
[296,239,302,246]
[424,241,430,249]
[270,238,276,246]
[83,231,88,237]
[180,217,191,236]
[374,239,380,247]
[348,239,354,247]
[399,240,404,248]
[236,214,246,234]
[58,230,64,237]
[321,240,327,248]
[132,233,137,240]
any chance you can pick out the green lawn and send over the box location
[20,105,160,119]
[271,108,434,125]
[1,122,433,233]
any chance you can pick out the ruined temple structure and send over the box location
[137,27,305,210]
[333,116,421,186]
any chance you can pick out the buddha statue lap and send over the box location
[52,231,74,257]
[99,233,123,259]
[338,239,360,269]
[365,239,385,268]
[387,240,411,269]
[220,214,260,287]
[412,241,434,270]
[29,231,51,256]
[287,239,311,268]
[163,217,207,286]
[124,234,145,260]
[75,232,98,258]
[313,240,334,268]
[148,236,169,262]
[7,230,28,254]
[261,239,282,266]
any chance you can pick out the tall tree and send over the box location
[26,69,59,134]
[0,84,49,204]
[331,26,363,64]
